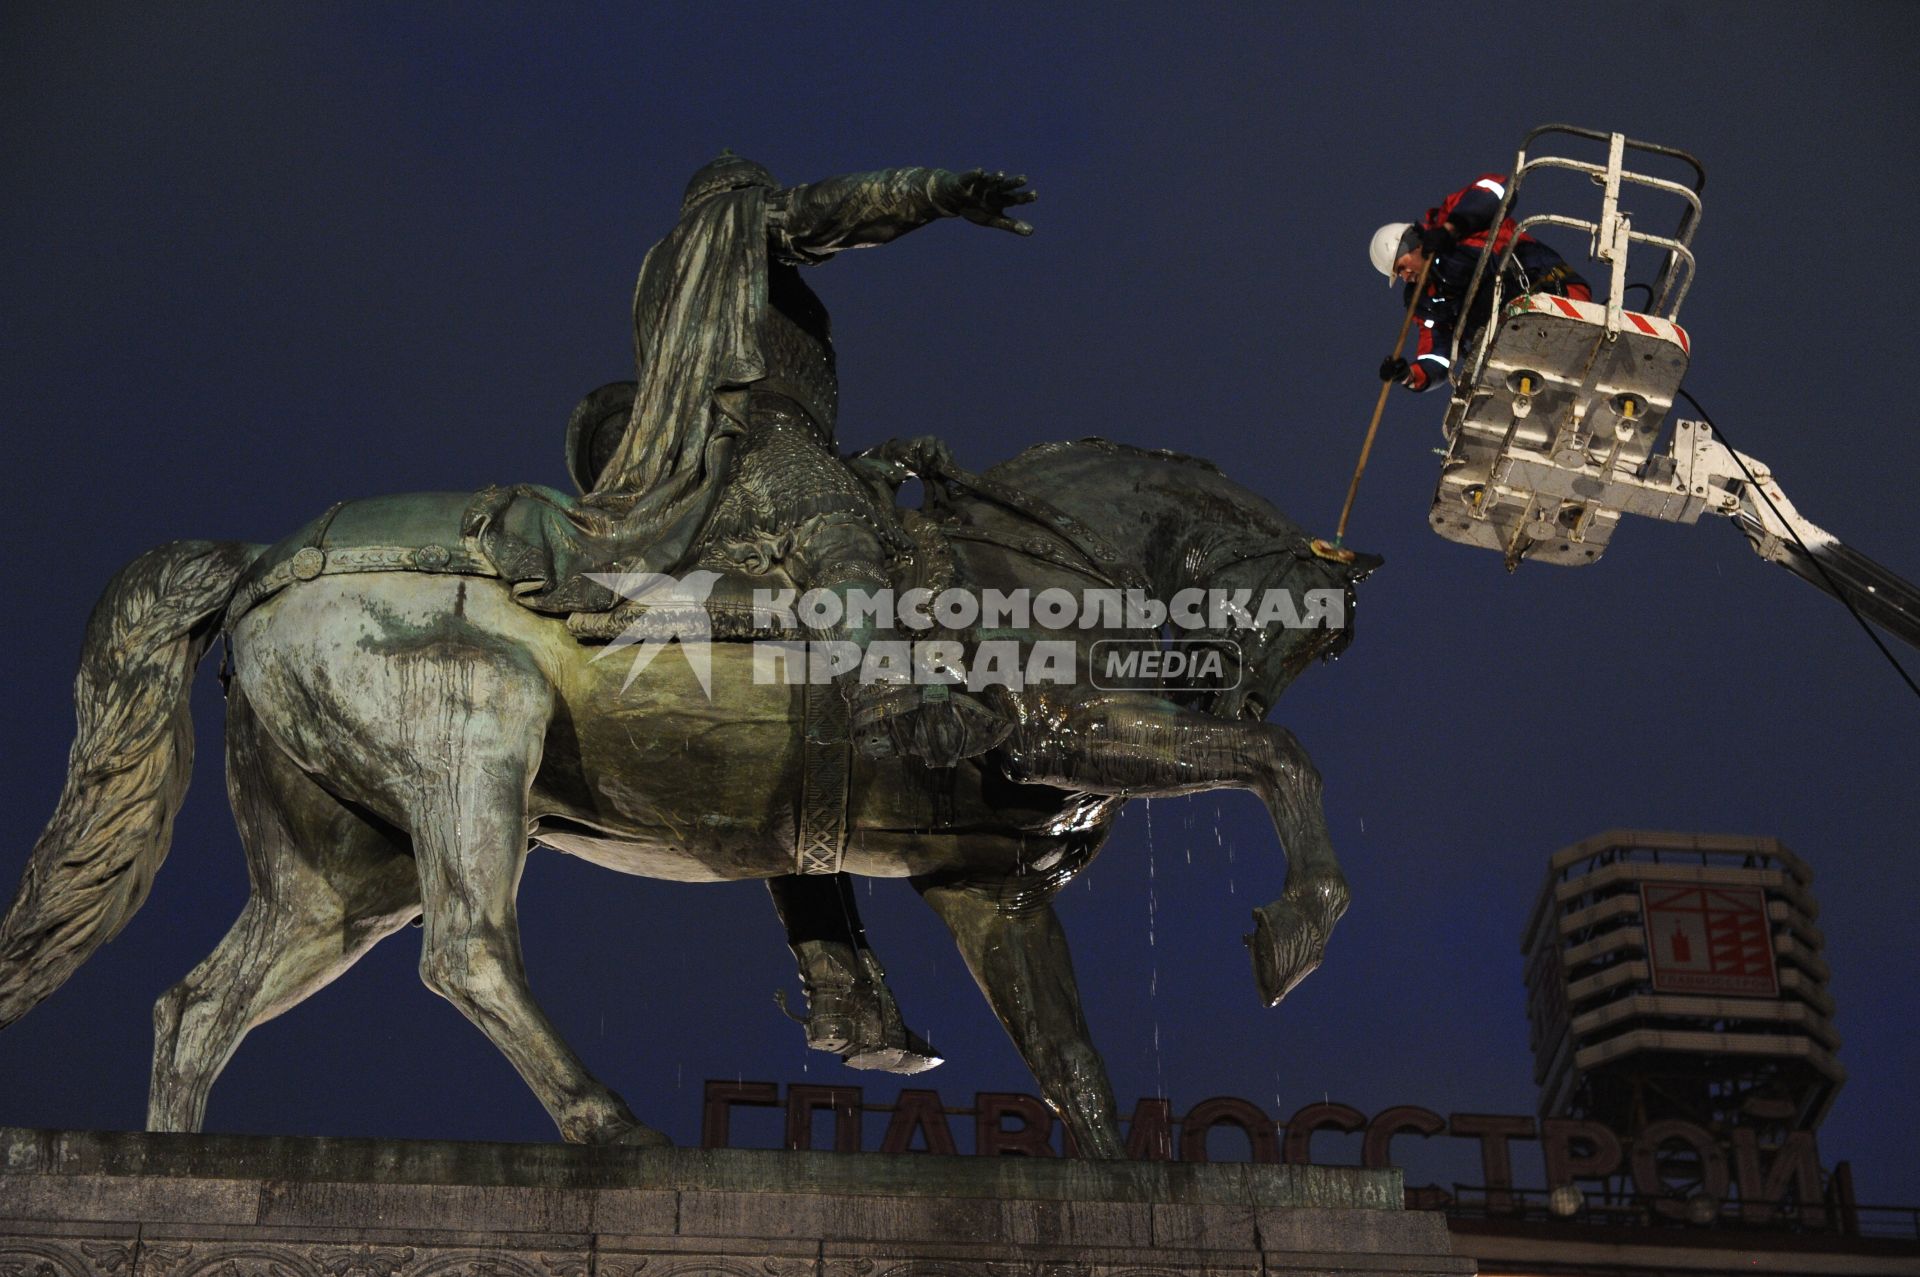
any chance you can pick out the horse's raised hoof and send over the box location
[1245,877,1350,1007]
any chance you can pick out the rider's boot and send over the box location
[791,939,942,1074]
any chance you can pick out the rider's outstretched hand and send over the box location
[938,169,1036,235]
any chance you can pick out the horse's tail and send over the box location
[0,539,261,1029]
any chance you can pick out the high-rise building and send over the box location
[1521,829,1841,1216]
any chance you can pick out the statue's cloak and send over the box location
[590,185,781,556]
[467,185,813,613]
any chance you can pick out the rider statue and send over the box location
[569,152,1035,765]
[561,153,1039,1070]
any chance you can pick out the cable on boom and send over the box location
[1676,387,1920,704]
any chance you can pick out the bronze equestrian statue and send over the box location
[0,156,1378,1155]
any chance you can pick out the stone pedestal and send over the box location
[1,1129,1470,1277]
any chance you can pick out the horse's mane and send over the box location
[988,437,1305,546]
[1004,437,1225,475]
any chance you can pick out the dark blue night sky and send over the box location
[3,2,1917,1207]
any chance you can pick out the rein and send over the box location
[913,457,1150,593]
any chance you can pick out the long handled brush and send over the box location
[1312,255,1432,564]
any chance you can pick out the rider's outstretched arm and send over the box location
[774,167,1033,259]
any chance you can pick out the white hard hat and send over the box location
[1370,222,1413,283]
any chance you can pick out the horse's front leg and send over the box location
[998,690,1349,1007]
[1239,724,1349,1007]
[915,875,1122,1158]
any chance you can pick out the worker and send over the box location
[1370,174,1591,392]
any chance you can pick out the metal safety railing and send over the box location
[1448,124,1708,391]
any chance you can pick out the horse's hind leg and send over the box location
[916,876,1121,1158]
[1000,691,1348,1007]
[397,652,668,1146]
[150,691,420,1132]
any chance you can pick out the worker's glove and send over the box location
[1378,356,1409,383]
[1418,224,1456,256]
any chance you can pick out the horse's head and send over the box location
[1200,546,1383,722]
[974,437,1385,722]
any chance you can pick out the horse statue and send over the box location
[0,431,1377,1157]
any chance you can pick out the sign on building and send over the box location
[1640,882,1779,997]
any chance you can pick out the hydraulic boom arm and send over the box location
[1684,426,1920,651]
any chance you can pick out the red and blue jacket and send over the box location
[1401,174,1590,392]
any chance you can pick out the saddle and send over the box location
[225,441,1146,652]
[226,486,814,640]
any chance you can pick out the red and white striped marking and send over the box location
[1514,293,1689,354]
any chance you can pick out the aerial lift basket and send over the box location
[1433,125,1707,568]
